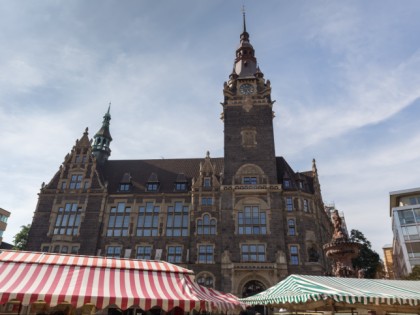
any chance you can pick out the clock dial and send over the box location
[239,83,255,95]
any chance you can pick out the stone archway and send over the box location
[241,280,266,298]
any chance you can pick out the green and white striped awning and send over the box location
[240,275,420,308]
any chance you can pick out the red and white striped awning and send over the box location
[0,251,244,312]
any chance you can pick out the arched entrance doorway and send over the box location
[242,280,266,298]
[242,280,266,315]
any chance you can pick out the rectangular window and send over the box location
[166,202,189,236]
[203,178,211,188]
[175,183,187,191]
[201,197,213,206]
[53,203,82,235]
[137,202,160,236]
[106,246,122,258]
[286,197,293,211]
[61,181,67,190]
[241,244,265,262]
[107,203,131,237]
[136,246,152,259]
[147,183,159,192]
[119,183,131,191]
[398,210,415,225]
[238,206,267,235]
[303,199,309,212]
[283,180,290,188]
[69,175,83,189]
[198,245,214,263]
[71,246,79,254]
[290,245,299,265]
[288,219,296,236]
[243,177,257,185]
[167,246,182,263]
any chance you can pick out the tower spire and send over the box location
[242,5,247,34]
[92,104,113,163]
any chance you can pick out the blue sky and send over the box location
[1,0,420,255]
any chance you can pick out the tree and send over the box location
[349,229,382,278]
[404,265,420,280]
[12,224,31,250]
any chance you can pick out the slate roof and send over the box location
[98,157,315,194]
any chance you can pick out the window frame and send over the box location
[167,245,183,263]
[137,202,160,237]
[238,205,267,235]
[241,244,266,262]
[106,202,131,237]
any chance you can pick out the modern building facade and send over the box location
[0,208,10,244]
[27,17,333,295]
[389,187,420,278]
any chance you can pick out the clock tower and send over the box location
[221,14,278,185]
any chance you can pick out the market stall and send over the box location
[0,250,244,314]
[240,274,420,314]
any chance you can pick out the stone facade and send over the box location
[27,19,333,295]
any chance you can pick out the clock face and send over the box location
[239,83,255,95]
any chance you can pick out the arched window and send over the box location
[197,214,216,235]
[197,273,214,288]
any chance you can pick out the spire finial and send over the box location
[242,5,247,33]
[107,102,111,114]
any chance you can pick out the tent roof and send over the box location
[0,251,243,312]
[240,275,420,311]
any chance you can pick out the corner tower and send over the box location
[221,13,277,185]
[92,104,112,163]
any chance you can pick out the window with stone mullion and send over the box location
[198,245,213,263]
[166,202,189,236]
[238,206,266,235]
[167,246,182,263]
[241,244,265,262]
[137,202,159,236]
[53,203,82,235]
[107,202,131,237]
[197,214,216,235]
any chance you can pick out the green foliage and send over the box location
[404,265,420,280]
[12,224,31,250]
[349,229,382,278]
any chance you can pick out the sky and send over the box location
[1,0,420,255]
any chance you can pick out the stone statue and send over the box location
[332,210,346,240]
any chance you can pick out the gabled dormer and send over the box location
[146,173,160,192]
[118,172,132,192]
[174,173,188,192]
[192,152,220,191]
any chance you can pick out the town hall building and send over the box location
[27,16,333,296]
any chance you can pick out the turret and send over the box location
[92,104,112,163]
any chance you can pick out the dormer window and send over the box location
[175,183,187,191]
[175,173,188,191]
[283,179,291,188]
[119,172,132,192]
[146,172,159,192]
[203,177,211,188]
[119,184,131,192]
[243,177,257,185]
[147,183,159,192]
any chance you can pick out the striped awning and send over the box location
[240,275,420,308]
[0,251,244,312]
